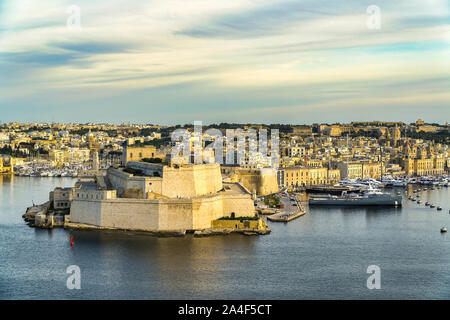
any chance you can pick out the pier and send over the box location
[267,210,305,222]
[267,194,307,222]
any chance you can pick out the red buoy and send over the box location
[70,235,74,247]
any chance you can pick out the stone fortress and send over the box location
[67,161,267,235]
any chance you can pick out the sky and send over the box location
[0,0,449,125]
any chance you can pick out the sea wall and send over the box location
[69,192,254,232]
[211,218,266,230]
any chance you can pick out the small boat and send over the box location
[425,202,430,206]
[417,200,421,204]
[430,204,435,208]
[437,206,442,211]
[441,227,447,233]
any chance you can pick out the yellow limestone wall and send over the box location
[161,164,223,198]
[235,168,279,196]
[107,168,151,198]
[69,193,255,232]
[211,219,266,230]
[70,164,254,232]
[107,164,223,199]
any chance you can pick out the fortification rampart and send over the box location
[69,190,255,232]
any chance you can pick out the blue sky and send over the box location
[0,0,449,124]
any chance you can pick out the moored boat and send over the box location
[309,186,402,207]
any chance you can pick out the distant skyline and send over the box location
[1,0,449,124]
[1,119,447,126]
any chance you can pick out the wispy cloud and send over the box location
[0,0,448,123]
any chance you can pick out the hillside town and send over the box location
[1,119,449,185]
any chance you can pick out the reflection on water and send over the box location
[2,177,450,299]
[69,230,259,299]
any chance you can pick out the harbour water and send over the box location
[1,176,450,299]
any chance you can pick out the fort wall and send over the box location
[161,164,223,198]
[70,192,255,232]
[107,164,223,199]
[233,168,279,196]
[70,164,254,232]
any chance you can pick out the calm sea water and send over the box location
[1,176,450,299]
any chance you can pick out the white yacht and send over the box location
[339,179,367,189]
[381,177,407,187]
[358,177,385,187]
[309,185,402,207]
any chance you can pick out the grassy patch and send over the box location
[264,195,281,208]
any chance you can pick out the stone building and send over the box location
[337,161,384,179]
[327,169,341,184]
[50,187,74,210]
[122,145,157,165]
[402,157,445,176]
[0,157,13,173]
[69,163,256,232]
[221,166,279,196]
[49,148,90,164]
[279,166,329,187]
[337,162,362,180]
[402,144,446,176]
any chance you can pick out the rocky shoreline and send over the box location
[193,227,271,237]
[64,220,270,237]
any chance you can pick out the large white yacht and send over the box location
[309,185,402,207]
